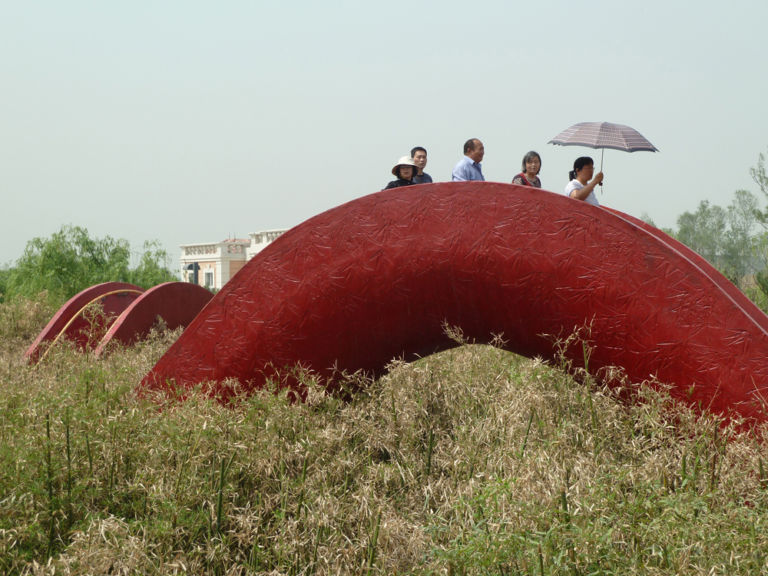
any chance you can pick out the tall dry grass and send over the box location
[2,298,768,575]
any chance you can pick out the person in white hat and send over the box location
[383,156,419,190]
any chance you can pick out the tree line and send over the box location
[647,149,768,309]
[0,225,177,305]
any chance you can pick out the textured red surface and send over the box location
[139,182,768,422]
[602,206,768,334]
[25,282,143,363]
[94,282,213,356]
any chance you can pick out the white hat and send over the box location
[391,156,418,176]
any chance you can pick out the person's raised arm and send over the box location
[570,171,604,200]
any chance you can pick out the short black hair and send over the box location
[568,156,594,180]
[411,146,427,157]
[463,139,479,154]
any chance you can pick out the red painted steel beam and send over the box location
[25,282,143,363]
[94,282,213,356]
[139,183,768,422]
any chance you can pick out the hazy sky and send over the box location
[2,1,767,269]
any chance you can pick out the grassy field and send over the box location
[2,297,768,575]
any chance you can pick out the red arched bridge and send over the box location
[26,282,212,362]
[136,182,768,423]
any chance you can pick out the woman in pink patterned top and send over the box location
[512,151,542,188]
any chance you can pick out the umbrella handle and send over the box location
[599,149,604,186]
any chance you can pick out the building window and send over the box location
[204,271,214,289]
[184,262,200,284]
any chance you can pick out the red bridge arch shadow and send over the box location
[140,182,768,423]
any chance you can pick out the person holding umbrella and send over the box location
[549,121,657,204]
[564,156,603,206]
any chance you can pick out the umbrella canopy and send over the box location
[548,121,658,153]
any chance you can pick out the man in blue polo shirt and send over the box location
[411,146,432,184]
[451,138,485,181]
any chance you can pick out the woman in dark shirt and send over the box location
[383,156,419,190]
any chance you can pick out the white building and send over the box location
[247,229,287,260]
[180,229,286,290]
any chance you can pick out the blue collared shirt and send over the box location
[451,155,484,181]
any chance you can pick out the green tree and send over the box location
[640,212,675,236]
[749,150,768,299]
[723,189,759,280]
[673,190,761,285]
[128,240,177,288]
[5,225,176,304]
[751,149,768,199]
[675,200,727,266]
[0,266,9,303]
